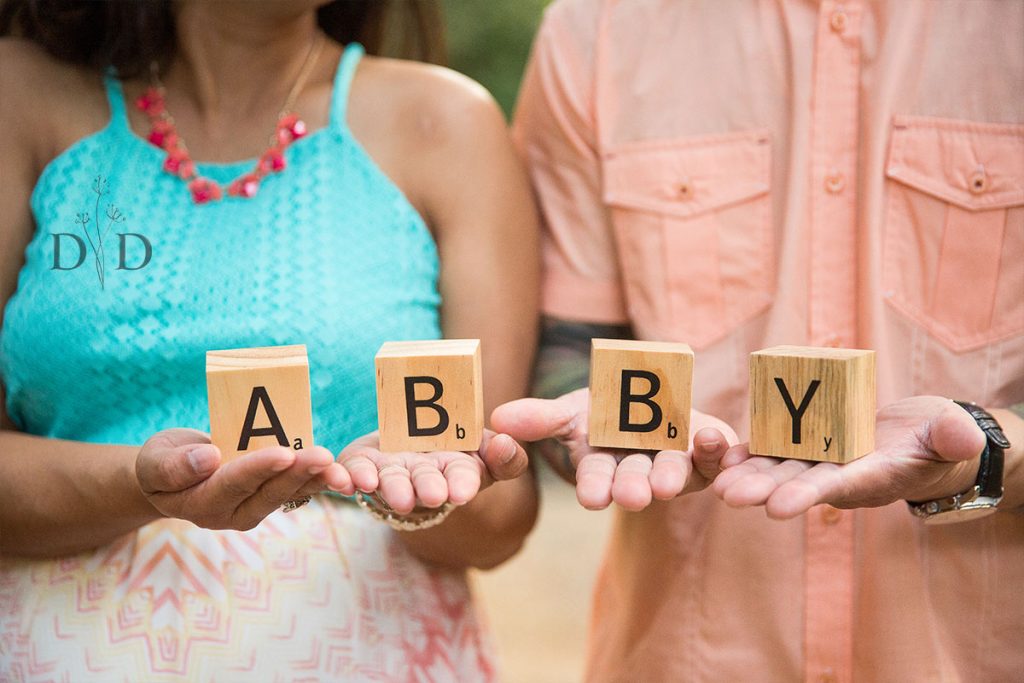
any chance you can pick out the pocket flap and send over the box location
[887,116,1024,211]
[602,129,771,219]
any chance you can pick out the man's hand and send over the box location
[336,430,529,515]
[491,388,736,511]
[712,396,987,518]
[136,428,354,530]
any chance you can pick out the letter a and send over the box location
[237,385,289,450]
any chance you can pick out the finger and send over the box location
[490,391,585,442]
[928,400,987,463]
[720,443,755,469]
[611,454,655,511]
[337,451,380,493]
[479,432,529,484]
[711,456,782,495]
[377,463,415,515]
[409,459,449,508]
[201,446,298,506]
[233,446,334,523]
[137,439,222,495]
[719,459,814,508]
[691,428,731,482]
[649,450,690,500]
[575,453,618,510]
[442,456,483,505]
[765,463,845,519]
[318,462,355,496]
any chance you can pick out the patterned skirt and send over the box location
[0,497,495,682]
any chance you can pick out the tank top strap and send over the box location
[329,43,365,131]
[102,69,130,128]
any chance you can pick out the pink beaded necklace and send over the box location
[135,35,325,204]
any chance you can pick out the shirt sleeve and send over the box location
[512,0,629,324]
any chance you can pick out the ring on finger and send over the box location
[281,495,313,513]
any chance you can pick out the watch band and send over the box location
[953,401,1006,500]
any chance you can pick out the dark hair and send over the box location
[0,0,446,77]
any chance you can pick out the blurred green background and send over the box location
[443,0,551,118]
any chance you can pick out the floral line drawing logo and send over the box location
[51,175,152,289]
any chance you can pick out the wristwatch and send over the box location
[908,401,1009,525]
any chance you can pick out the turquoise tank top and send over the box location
[0,44,442,452]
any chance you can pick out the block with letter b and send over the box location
[206,344,315,461]
[375,339,484,453]
[749,345,876,464]
[588,339,693,451]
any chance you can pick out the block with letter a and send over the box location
[588,339,693,451]
[749,345,876,464]
[206,344,315,461]
[375,339,484,453]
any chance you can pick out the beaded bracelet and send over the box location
[355,492,454,531]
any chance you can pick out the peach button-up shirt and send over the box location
[513,1,1024,681]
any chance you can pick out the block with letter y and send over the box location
[749,345,876,464]
[588,339,693,451]
[375,339,484,453]
[206,344,315,461]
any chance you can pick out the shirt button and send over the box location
[822,506,842,525]
[824,170,846,194]
[819,670,838,683]
[677,178,694,200]
[823,335,843,348]
[969,168,987,195]
[830,8,848,33]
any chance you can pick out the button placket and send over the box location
[805,3,861,681]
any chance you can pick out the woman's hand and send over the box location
[136,428,354,530]
[336,430,529,514]
[492,388,737,511]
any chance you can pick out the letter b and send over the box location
[618,369,663,433]
[404,376,450,437]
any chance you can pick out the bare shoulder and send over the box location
[0,38,108,169]
[348,55,508,159]
[346,55,516,224]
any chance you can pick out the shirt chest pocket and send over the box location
[601,130,773,349]
[883,117,1024,352]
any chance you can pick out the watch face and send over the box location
[922,506,998,525]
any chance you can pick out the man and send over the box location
[492,1,1024,680]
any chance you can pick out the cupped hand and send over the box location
[712,396,986,519]
[136,428,354,530]
[336,429,529,515]
[491,388,737,511]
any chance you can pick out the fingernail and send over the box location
[308,464,329,476]
[498,439,517,465]
[700,440,721,453]
[187,445,217,474]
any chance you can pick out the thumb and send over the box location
[928,401,986,463]
[137,436,222,494]
[691,427,732,482]
[479,432,530,482]
[490,389,586,443]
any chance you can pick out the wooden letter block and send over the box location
[588,339,693,451]
[749,345,876,464]
[375,339,483,452]
[206,344,314,461]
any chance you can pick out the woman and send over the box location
[0,1,539,680]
